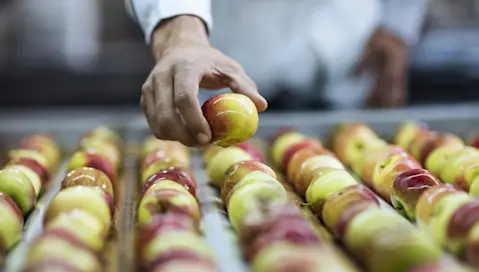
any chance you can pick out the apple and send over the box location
[412,132,464,165]
[335,201,382,239]
[137,212,199,252]
[358,144,404,187]
[270,131,306,169]
[206,147,253,188]
[227,179,288,231]
[468,132,479,149]
[83,126,121,145]
[408,130,439,159]
[445,199,479,256]
[23,260,94,272]
[305,169,357,214]
[330,122,379,166]
[142,138,188,160]
[7,156,49,186]
[465,221,479,267]
[236,142,263,162]
[372,152,421,201]
[469,176,479,197]
[20,134,61,169]
[415,184,460,227]
[147,255,216,272]
[45,186,112,230]
[321,184,379,237]
[67,150,116,182]
[292,154,345,197]
[0,193,23,252]
[463,163,479,191]
[80,138,121,168]
[45,209,106,252]
[394,121,429,150]
[439,147,479,184]
[426,193,472,247]
[142,149,190,172]
[425,145,464,177]
[138,180,200,227]
[222,160,276,201]
[26,235,101,272]
[202,145,223,165]
[407,259,474,272]
[391,169,441,220]
[0,168,36,214]
[201,93,258,147]
[142,158,185,184]
[5,164,42,197]
[349,139,388,175]
[223,171,282,207]
[286,147,337,184]
[61,167,114,199]
[143,167,197,197]
[280,138,322,171]
[140,230,213,268]
[8,149,51,175]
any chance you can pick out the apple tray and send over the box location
[1,102,479,271]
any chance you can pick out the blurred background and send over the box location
[0,0,478,110]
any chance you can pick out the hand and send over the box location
[141,16,267,147]
[355,28,409,108]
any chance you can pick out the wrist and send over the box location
[151,15,209,60]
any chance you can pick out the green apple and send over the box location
[206,147,253,188]
[0,168,36,215]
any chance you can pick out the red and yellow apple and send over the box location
[270,131,306,169]
[0,168,36,214]
[445,199,479,255]
[7,156,49,186]
[143,167,197,197]
[61,167,114,199]
[201,93,259,147]
[439,147,479,184]
[0,193,23,252]
[390,169,441,220]
[425,145,467,178]
[280,138,322,171]
[142,158,184,184]
[206,146,253,187]
[469,176,479,197]
[20,134,61,169]
[286,147,337,184]
[236,142,263,162]
[415,184,461,227]
[8,149,51,176]
[465,221,479,267]
[223,171,281,207]
[5,164,42,197]
[394,121,429,150]
[67,150,116,182]
[80,138,121,168]
[142,149,189,172]
[410,132,464,165]
[357,144,404,187]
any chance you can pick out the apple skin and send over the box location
[280,138,322,171]
[407,259,474,272]
[62,167,114,199]
[445,199,479,256]
[270,131,306,169]
[202,145,223,166]
[372,152,421,201]
[349,139,387,176]
[142,167,197,197]
[222,160,276,202]
[20,134,61,169]
[138,180,200,227]
[413,132,464,166]
[8,148,51,175]
[0,193,23,251]
[83,126,121,146]
[45,186,112,230]
[465,221,479,267]
[5,164,42,197]
[140,230,213,269]
[394,122,429,150]
[67,150,116,182]
[415,184,460,227]
[80,138,121,168]
[358,145,404,187]
[391,169,441,220]
[137,212,199,252]
[45,209,106,253]
[206,146,253,188]
[425,145,465,177]
[201,93,258,147]
[146,251,216,272]
[330,123,379,166]
[321,184,379,237]
[141,136,188,159]
[7,157,50,186]
[439,147,479,184]
[305,169,357,214]
[469,176,479,197]
[286,147,337,184]
[24,260,89,272]
[0,167,36,215]
[150,260,217,272]
[426,193,472,247]
[236,142,263,162]
[292,154,345,197]
[227,178,288,231]
[26,235,102,272]
[142,158,185,184]
[468,132,479,149]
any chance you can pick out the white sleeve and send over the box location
[380,0,431,46]
[125,0,212,44]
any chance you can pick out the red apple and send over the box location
[20,133,61,168]
[446,199,479,255]
[7,157,49,186]
[142,149,189,172]
[146,251,216,272]
[415,184,460,227]
[67,150,116,182]
[201,93,259,147]
[391,169,441,220]
[142,158,185,184]
[280,138,322,171]
[394,122,429,150]
[61,167,114,199]
[286,147,337,184]
[142,167,197,197]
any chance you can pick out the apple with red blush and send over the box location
[142,167,197,197]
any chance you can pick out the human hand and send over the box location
[355,28,409,108]
[141,16,267,147]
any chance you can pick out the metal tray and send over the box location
[0,102,478,272]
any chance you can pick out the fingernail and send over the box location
[197,132,210,145]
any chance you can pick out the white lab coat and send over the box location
[127,0,430,108]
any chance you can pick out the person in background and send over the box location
[125,0,431,147]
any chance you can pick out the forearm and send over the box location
[151,15,209,61]
[125,0,212,44]
[381,0,431,45]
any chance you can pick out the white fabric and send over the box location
[127,0,430,108]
